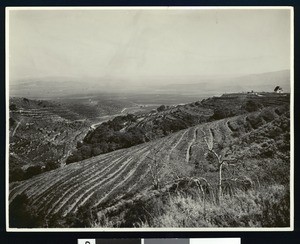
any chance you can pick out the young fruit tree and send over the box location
[146,148,164,190]
[200,129,246,204]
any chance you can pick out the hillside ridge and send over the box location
[66,92,290,164]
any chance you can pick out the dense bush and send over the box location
[9,118,16,127]
[9,168,25,182]
[9,103,17,111]
[10,161,60,182]
[25,165,43,179]
[242,100,263,112]
[211,108,235,120]
[246,114,264,129]
[10,165,43,182]
[157,105,166,112]
[44,160,60,171]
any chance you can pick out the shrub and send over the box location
[211,108,234,120]
[9,168,25,182]
[25,165,42,179]
[44,161,59,171]
[9,104,17,111]
[9,118,16,127]
[259,185,290,227]
[65,205,97,227]
[242,100,263,112]
[92,147,103,156]
[157,105,166,112]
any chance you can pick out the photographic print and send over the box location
[6,7,293,230]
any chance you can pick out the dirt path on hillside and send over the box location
[90,114,122,129]
[90,105,139,129]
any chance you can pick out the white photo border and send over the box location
[5,6,294,232]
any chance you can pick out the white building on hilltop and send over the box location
[274,86,283,93]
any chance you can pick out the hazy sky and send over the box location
[8,8,291,86]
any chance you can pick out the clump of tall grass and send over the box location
[138,184,289,228]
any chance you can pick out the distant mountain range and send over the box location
[9,70,290,98]
[157,70,290,95]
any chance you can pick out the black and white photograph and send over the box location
[6,7,293,230]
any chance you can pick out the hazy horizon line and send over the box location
[9,68,290,85]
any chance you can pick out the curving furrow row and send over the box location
[32,149,131,213]
[163,129,190,163]
[72,136,171,213]
[60,156,134,216]
[67,134,174,215]
[125,165,152,194]
[168,130,190,155]
[89,150,151,210]
[72,148,152,214]
[45,144,150,216]
[28,155,109,200]
[59,145,151,216]
[9,153,107,202]
[28,160,103,206]
[165,130,189,148]
[31,147,131,201]
[9,144,141,207]
[10,152,111,202]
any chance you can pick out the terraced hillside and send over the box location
[9,101,290,227]
[67,93,290,164]
[9,98,92,182]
